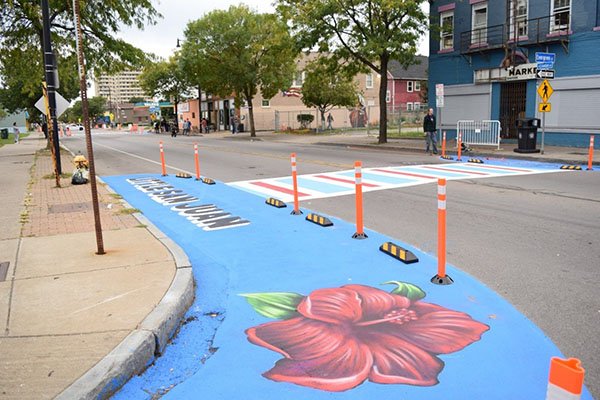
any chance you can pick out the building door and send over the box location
[500,81,527,138]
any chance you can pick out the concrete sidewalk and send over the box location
[0,134,194,400]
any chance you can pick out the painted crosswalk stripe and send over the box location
[372,168,438,180]
[314,174,379,188]
[421,165,490,176]
[249,181,310,196]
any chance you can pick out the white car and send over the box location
[67,124,84,131]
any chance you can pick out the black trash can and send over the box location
[1,128,8,140]
[238,123,244,133]
[514,118,541,153]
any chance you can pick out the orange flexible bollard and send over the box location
[587,135,595,171]
[546,357,585,400]
[431,178,453,285]
[442,130,447,157]
[291,153,302,215]
[194,144,201,180]
[160,141,167,176]
[457,131,462,161]
[352,161,368,239]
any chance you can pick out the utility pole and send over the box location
[73,0,105,255]
[41,0,62,174]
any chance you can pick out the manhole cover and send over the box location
[48,202,90,213]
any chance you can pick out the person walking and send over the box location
[201,118,207,133]
[12,122,20,144]
[231,116,238,134]
[423,108,438,155]
[327,113,334,130]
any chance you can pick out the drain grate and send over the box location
[0,262,9,282]
[48,202,90,214]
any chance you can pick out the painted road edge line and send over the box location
[56,175,195,400]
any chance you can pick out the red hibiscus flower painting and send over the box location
[242,282,489,392]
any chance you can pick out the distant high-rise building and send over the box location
[94,71,150,104]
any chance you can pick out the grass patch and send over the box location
[135,224,148,228]
[0,132,30,147]
[118,208,141,215]
[43,172,71,179]
[108,193,123,199]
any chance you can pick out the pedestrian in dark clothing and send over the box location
[423,108,438,155]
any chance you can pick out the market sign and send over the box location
[505,63,538,81]
[475,63,540,83]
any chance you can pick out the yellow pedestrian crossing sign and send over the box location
[539,102,551,112]
[537,79,554,102]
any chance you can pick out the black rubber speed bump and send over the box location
[379,242,418,264]
[201,177,216,185]
[305,213,333,227]
[265,197,287,208]
[560,165,582,170]
[176,172,192,178]
[468,158,484,164]
[440,155,453,160]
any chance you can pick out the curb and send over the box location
[55,173,195,400]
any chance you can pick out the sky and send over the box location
[117,0,430,60]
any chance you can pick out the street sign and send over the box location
[538,103,552,112]
[35,90,70,117]
[536,69,555,79]
[435,83,444,97]
[435,84,444,108]
[535,52,555,69]
[537,79,554,103]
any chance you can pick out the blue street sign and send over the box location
[535,52,555,68]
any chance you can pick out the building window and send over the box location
[551,0,570,32]
[366,73,374,89]
[471,2,488,44]
[414,102,421,111]
[386,90,391,103]
[261,99,270,108]
[406,102,414,111]
[407,81,414,92]
[292,71,305,87]
[440,11,454,50]
[509,0,528,37]
[414,81,421,91]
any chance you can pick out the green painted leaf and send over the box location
[383,281,426,301]
[239,292,304,320]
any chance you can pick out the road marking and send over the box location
[228,163,562,203]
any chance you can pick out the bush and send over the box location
[296,114,314,129]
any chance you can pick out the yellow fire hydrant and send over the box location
[71,154,90,184]
[73,154,89,169]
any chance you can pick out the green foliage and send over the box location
[296,113,315,128]
[62,97,107,123]
[139,56,190,114]
[383,281,426,301]
[128,97,145,104]
[240,292,304,320]
[180,5,298,137]
[301,58,358,129]
[0,1,160,116]
[277,0,428,143]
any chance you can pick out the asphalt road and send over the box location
[63,131,600,398]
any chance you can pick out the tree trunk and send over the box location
[378,54,389,144]
[246,91,256,137]
[320,108,326,132]
[197,85,202,130]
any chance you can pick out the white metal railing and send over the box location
[456,120,502,149]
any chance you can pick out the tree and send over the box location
[277,0,428,143]
[301,58,358,131]
[139,56,190,119]
[0,1,159,116]
[181,5,297,137]
[62,97,106,123]
[128,97,145,104]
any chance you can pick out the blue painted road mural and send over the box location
[104,160,592,400]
